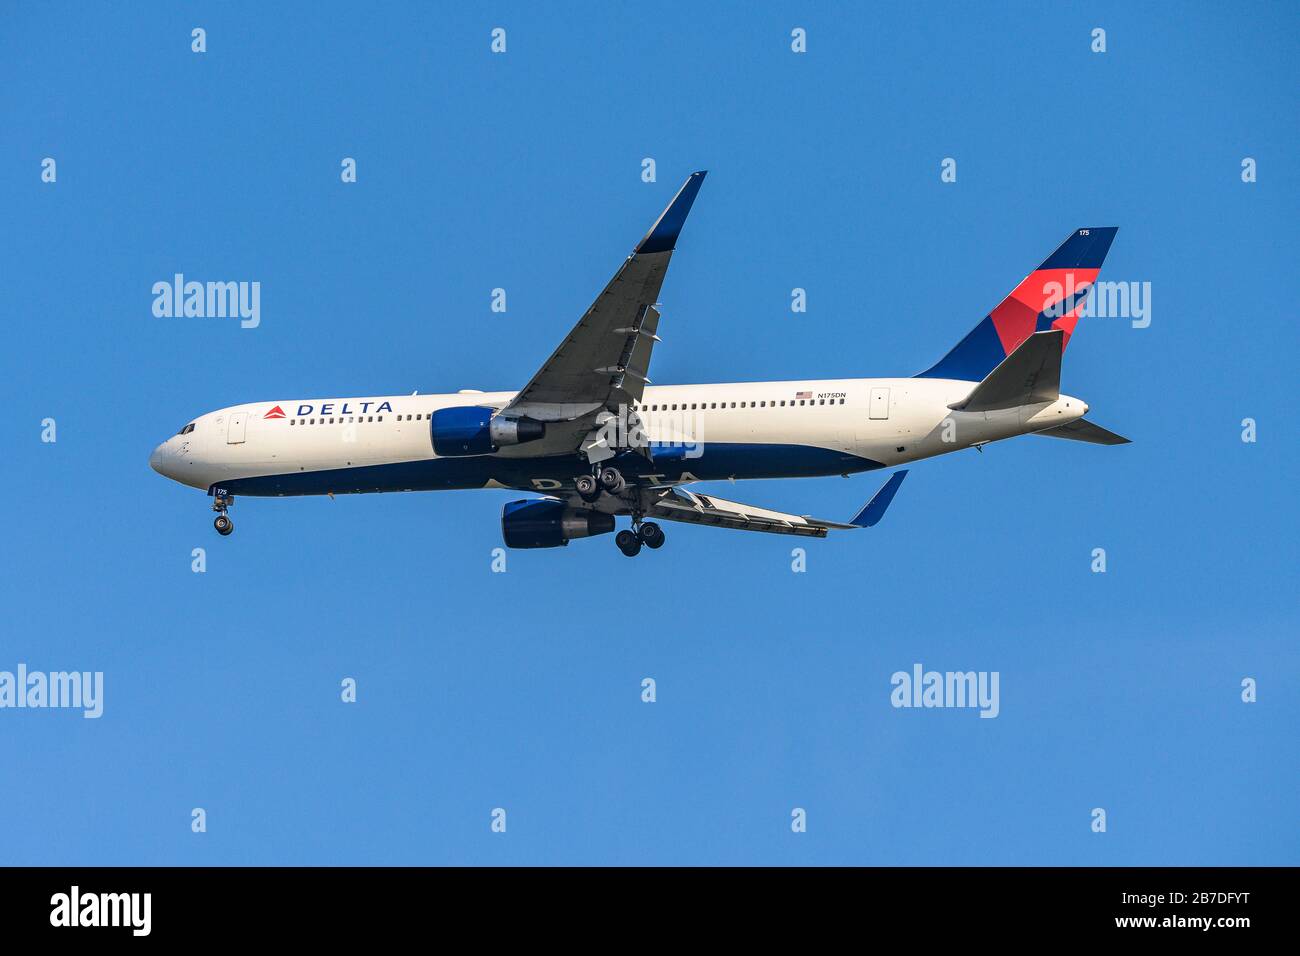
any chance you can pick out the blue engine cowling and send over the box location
[431,406,545,457]
[501,499,616,549]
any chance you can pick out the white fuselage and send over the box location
[149,377,1087,498]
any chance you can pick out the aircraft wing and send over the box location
[641,471,909,538]
[497,172,706,458]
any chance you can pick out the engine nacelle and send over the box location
[501,499,616,549]
[430,407,545,457]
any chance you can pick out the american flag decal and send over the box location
[795,391,812,400]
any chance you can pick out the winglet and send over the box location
[635,171,707,255]
[850,470,908,528]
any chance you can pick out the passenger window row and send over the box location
[635,398,847,412]
[288,413,439,426]
[284,401,846,427]
[291,416,387,425]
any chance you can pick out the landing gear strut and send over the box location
[574,462,661,556]
[212,493,234,536]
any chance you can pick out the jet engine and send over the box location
[501,499,616,549]
[430,407,545,457]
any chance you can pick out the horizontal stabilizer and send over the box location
[952,329,1062,413]
[1032,418,1131,445]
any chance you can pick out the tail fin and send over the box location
[917,227,1118,382]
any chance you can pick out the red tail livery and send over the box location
[919,227,1118,382]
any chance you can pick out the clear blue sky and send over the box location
[2,2,1295,865]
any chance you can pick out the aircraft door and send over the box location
[227,411,247,444]
[869,387,891,420]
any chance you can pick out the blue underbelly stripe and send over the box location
[213,443,884,496]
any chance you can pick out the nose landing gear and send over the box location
[212,493,235,536]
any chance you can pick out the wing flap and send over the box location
[647,490,834,537]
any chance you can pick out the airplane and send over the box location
[149,171,1129,557]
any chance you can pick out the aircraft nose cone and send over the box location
[149,443,167,475]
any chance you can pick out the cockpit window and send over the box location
[178,422,196,435]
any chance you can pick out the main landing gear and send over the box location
[575,473,599,501]
[573,464,663,556]
[212,493,234,536]
[576,465,629,503]
[599,466,626,494]
[616,520,664,557]
[640,522,665,549]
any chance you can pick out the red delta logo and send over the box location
[264,405,286,419]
